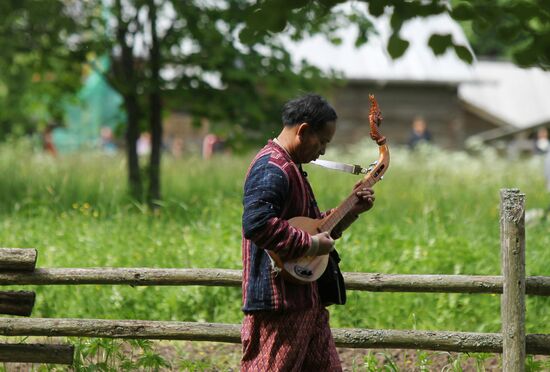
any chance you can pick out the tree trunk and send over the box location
[115,0,142,201]
[125,94,142,200]
[147,0,162,209]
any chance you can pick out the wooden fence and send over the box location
[1,189,549,370]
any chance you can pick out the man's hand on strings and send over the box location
[350,181,375,215]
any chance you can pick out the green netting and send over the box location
[53,56,125,152]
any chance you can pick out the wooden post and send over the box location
[0,248,37,271]
[500,188,526,371]
[0,290,35,316]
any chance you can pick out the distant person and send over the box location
[43,124,57,157]
[100,127,117,155]
[202,133,225,160]
[137,132,151,156]
[170,137,184,158]
[534,127,549,155]
[408,116,432,149]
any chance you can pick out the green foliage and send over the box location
[452,0,549,66]
[454,45,473,64]
[244,0,473,64]
[1,0,338,203]
[0,0,89,139]
[75,0,335,149]
[416,350,432,371]
[1,141,550,368]
[178,358,214,371]
[427,33,474,64]
[387,33,409,59]
[0,0,334,151]
[72,338,171,371]
[526,354,550,371]
[361,351,380,371]
[472,352,492,371]
[428,34,454,55]
[447,352,466,372]
[245,0,549,68]
[1,141,549,336]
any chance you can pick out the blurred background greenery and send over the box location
[1,141,548,334]
[1,1,550,368]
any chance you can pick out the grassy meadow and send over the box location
[1,138,549,368]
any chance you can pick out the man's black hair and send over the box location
[282,93,337,131]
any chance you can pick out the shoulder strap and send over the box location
[310,159,368,175]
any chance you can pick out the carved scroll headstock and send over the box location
[368,94,386,146]
[318,93,390,234]
[361,94,389,187]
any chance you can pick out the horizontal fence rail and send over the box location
[0,290,35,316]
[0,268,549,295]
[0,343,74,364]
[1,318,549,355]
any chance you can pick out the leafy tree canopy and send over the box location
[0,0,88,139]
[0,0,338,202]
[0,0,335,147]
[242,0,550,69]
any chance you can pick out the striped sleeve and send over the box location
[242,156,311,260]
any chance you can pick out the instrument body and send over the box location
[267,216,330,283]
[268,94,389,284]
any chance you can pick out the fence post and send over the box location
[0,248,37,271]
[500,188,526,372]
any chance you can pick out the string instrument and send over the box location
[268,94,389,284]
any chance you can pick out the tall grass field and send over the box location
[1,139,549,369]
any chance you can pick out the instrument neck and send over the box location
[320,193,359,232]
[319,144,388,233]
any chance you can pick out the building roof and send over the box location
[284,7,550,135]
[459,61,550,131]
[285,12,475,84]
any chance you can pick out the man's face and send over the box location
[298,120,336,163]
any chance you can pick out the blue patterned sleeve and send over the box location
[242,156,311,259]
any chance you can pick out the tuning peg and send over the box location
[366,160,378,173]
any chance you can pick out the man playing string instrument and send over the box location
[240,93,376,371]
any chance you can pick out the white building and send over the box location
[285,9,550,150]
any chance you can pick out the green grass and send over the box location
[1,139,549,337]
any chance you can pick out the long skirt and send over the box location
[241,307,342,372]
